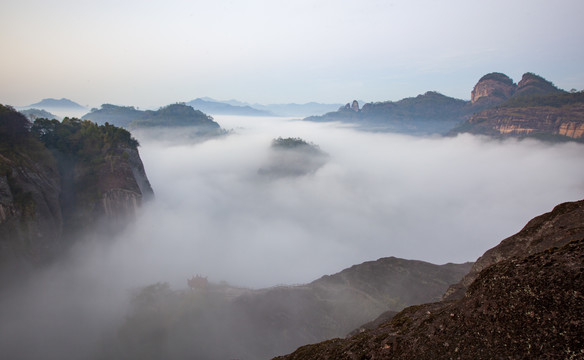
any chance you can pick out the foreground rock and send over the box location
[274,199,584,359]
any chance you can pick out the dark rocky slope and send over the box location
[274,199,584,359]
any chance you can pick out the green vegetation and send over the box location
[499,91,584,108]
[31,117,139,158]
[83,103,220,130]
[477,72,514,85]
[272,137,315,149]
[132,103,217,128]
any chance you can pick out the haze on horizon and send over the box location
[2,0,584,109]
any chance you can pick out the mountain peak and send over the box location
[515,72,564,97]
[470,72,516,105]
[27,98,85,109]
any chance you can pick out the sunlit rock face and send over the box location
[470,72,516,106]
[464,104,584,139]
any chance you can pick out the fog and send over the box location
[126,116,584,288]
[1,115,583,359]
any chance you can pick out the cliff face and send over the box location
[462,102,584,139]
[470,72,516,106]
[274,199,584,359]
[0,150,63,264]
[0,105,153,267]
[453,73,583,140]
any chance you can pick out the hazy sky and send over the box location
[2,0,583,108]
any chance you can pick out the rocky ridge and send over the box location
[274,199,584,359]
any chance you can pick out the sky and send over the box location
[2,0,584,108]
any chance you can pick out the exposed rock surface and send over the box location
[454,95,584,140]
[470,72,516,106]
[443,199,584,300]
[274,199,584,359]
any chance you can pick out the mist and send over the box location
[1,115,583,359]
[126,115,584,288]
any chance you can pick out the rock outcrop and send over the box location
[452,73,583,140]
[470,72,516,106]
[443,199,584,300]
[274,199,584,359]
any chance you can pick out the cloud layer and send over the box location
[127,116,584,288]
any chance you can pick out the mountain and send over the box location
[470,72,517,107]
[82,103,224,135]
[110,257,472,360]
[25,98,86,110]
[0,104,152,275]
[304,72,583,140]
[451,72,584,141]
[254,102,344,117]
[202,98,343,117]
[305,92,472,135]
[275,199,584,359]
[19,108,60,121]
[186,98,273,116]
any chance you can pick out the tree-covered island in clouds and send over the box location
[258,137,329,178]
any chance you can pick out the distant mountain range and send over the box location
[186,98,274,116]
[23,98,86,110]
[306,72,584,141]
[187,97,342,117]
[82,103,223,134]
[15,72,584,141]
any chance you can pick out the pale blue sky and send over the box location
[2,0,583,108]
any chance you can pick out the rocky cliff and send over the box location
[0,105,153,269]
[453,73,584,140]
[470,72,516,106]
[443,199,584,300]
[274,199,584,359]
